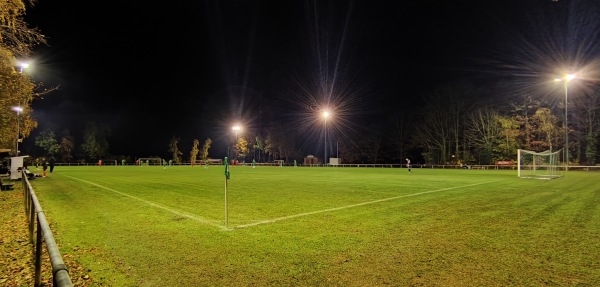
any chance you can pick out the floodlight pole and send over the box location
[232,125,240,164]
[225,175,228,228]
[563,80,569,171]
[324,125,327,165]
[13,106,23,156]
[16,109,20,156]
[555,74,575,172]
[224,156,229,228]
[322,111,330,166]
[12,63,29,157]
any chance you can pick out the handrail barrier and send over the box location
[20,171,73,287]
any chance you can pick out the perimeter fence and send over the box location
[19,171,73,287]
[50,161,600,171]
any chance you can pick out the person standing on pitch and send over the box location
[405,158,411,173]
[42,160,48,177]
[49,157,55,173]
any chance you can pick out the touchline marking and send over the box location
[235,180,503,229]
[63,175,226,230]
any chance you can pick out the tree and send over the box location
[235,136,249,162]
[252,136,265,162]
[190,139,200,166]
[264,130,277,162]
[336,140,360,164]
[201,138,212,163]
[530,108,561,152]
[389,111,414,163]
[496,115,520,161]
[0,0,47,57]
[511,95,542,151]
[444,86,473,164]
[0,1,49,154]
[0,47,37,153]
[34,129,59,157]
[168,136,183,164]
[59,135,74,163]
[81,122,111,161]
[467,108,502,164]
[362,126,384,164]
[414,92,452,164]
[571,90,600,165]
[81,132,102,162]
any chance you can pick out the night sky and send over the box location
[21,0,587,159]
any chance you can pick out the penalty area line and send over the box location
[234,179,503,229]
[63,175,227,230]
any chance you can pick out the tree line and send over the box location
[9,77,600,166]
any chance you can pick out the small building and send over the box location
[304,155,320,165]
[10,156,29,180]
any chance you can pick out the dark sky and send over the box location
[21,0,583,159]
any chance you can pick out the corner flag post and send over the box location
[224,157,231,228]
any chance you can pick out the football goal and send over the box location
[517,149,562,179]
[138,158,163,166]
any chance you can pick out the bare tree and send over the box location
[467,108,502,164]
[414,92,451,164]
[571,90,600,165]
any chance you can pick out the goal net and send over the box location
[517,149,562,179]
[138,158,163,166]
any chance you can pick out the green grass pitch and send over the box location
[30,165,600,286]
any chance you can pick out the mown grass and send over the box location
[29,165,600,286]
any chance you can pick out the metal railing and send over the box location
[20,172,73,287]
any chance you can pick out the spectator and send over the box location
[49,157,56,173]
[23,166,36,180]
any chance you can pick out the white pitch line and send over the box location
[234,180,503,229]
[64,175,226,230]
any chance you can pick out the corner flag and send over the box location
[224,157,230,180]
[223,157,231,228]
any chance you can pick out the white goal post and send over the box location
[138,158,163,166]
[517,149,562,179]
